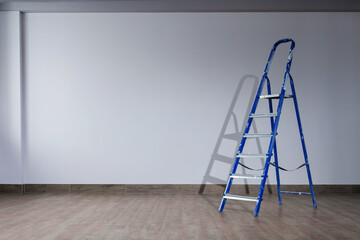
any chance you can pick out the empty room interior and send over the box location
[0,0,360,239]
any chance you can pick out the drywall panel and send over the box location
[23,12,360,184]
[0,11,22,184]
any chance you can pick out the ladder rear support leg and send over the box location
[272,141,282,205]
[289,74,317,208]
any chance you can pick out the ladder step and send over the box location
[237,153,268,158]
[243,133,273,138]
[223,194,259,202]
[250,113,277,118]
[260,94,293,99]
[230,173,263,179]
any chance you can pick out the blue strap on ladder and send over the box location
[218,38,317,217]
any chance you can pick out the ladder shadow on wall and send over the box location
[199,75,272,195]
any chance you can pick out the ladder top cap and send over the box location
[274,38,295,50]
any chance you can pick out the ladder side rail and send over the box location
[266,76,282,205]
[218,75,267,212]
[219,45,279,212]
[289,74,317,208]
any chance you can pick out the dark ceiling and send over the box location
[0,0,359,12]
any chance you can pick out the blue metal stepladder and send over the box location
[218,38,317,217]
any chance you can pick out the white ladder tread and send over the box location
[250,113,277,118]
[223,194,259,202]
[260,94,293,99]
[237,153,268,158]
[230,173,263,179]
[243,133,273,138]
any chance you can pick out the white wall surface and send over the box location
[0,11,22,184]
[20,12,360,184]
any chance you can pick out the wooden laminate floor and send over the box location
[0,193,359,240]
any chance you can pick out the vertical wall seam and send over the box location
[19,11,26,192]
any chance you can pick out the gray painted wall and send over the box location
[0,12,359,184]
[21,12,360,184]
